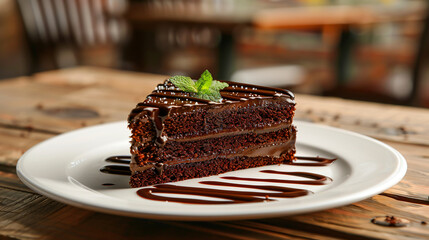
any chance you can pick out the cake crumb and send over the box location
[35,103,44,110]
[333,114,340,121]
[398,126,407,134]
[385,216,401,225]
[25,125,34,132]
[371,216,409,227]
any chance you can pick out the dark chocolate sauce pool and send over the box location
[100,156,336,204]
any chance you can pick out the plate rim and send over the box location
[16,121,407,221]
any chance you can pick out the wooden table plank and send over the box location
[0,67,428,240]
[0,128,53,167]
[0,67,165,134]
[295,94,429,147]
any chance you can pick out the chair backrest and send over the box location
[16,0,128,71]
[17,0,128,46]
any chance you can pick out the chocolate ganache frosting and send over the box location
[128,80,295,145]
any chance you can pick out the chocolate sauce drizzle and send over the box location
[127,80,295,146]
[289,156,336,166]
[105,155,132,164]
[102,183,115,186]
[100,155,336,204]
[99,165,131,176]
[222,170,332,185]
[137,169,329,205]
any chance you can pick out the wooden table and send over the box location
[0,67,428,240]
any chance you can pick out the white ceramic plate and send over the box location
[17,121,407,221]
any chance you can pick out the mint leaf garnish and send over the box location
[196,70,213,93]
[196,90,221,102]
[210,80,229,91]
[169,75,198,93]
[168,70,229,102]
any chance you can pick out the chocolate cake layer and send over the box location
[130,149,296,188]
[128,79,296,187]
[131,125,295,166]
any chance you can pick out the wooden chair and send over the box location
[16,0,128,73]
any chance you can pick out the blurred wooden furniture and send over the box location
[253,5,428,106]
[412,5,429,106]
[0,67,428,239]
[0,0,28,79]
[124,0,254,80]
[16,0,128,73]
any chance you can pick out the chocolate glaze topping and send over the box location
[128,80,295,146]
[100,155,336,205]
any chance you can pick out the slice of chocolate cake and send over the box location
[128,71,296,187]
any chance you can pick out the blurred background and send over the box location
[1,0,428,106]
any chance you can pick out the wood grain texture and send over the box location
[0,67,165,134]
[0,67,428,239]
